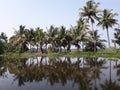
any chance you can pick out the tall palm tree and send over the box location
[97,9,118,48]
[80,0,101,51]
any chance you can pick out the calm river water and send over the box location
[0,57,120,90]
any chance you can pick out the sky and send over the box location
[0,0,120,47]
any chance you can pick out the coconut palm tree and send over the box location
[71,18,89,51]
[114,27,120,46]
[9,25,28,53]
[14,25,26,36]
[26,28,36,51]
[84,30,106,51]
[35,27,45,53]
[97,9,118,48]
[80,0,101,51]
[65,30,73,52]
[58,26,68,52]
[0,32,8,43]
[0,40,5,54]
[46,25,59,52]
[76,18,89,51]
[0,32,8,53]
[71,26,81,51]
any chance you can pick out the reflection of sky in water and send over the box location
[0,57,120,90]
[0,72,78,90]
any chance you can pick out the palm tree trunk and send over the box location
[106,28,110,48]
[91,22,96,52]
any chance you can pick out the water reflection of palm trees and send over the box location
[0,58,7,76]
[100,59,120,90]
[6,57,91,90]
[100,80,120,90]
[114,59,120,81]
[85,57,106,90]
[1,57,120,90]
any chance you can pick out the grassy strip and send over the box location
[48,51,120,59]
[3,52,47,59]
[2,50,120,59]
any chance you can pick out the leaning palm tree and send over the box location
[97,9,118,48]
[14,25,28,45]
[80,0,101,51]
[9,25,28,53]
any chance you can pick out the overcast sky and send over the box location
[0,0,120,46]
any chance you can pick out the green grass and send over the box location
[3,52,47,59]
[48,50,120,59]
[2,50,120,59]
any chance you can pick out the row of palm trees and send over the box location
[0,0,119,54]
[8,23,106,53]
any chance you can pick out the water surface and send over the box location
[0,57,120,90]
